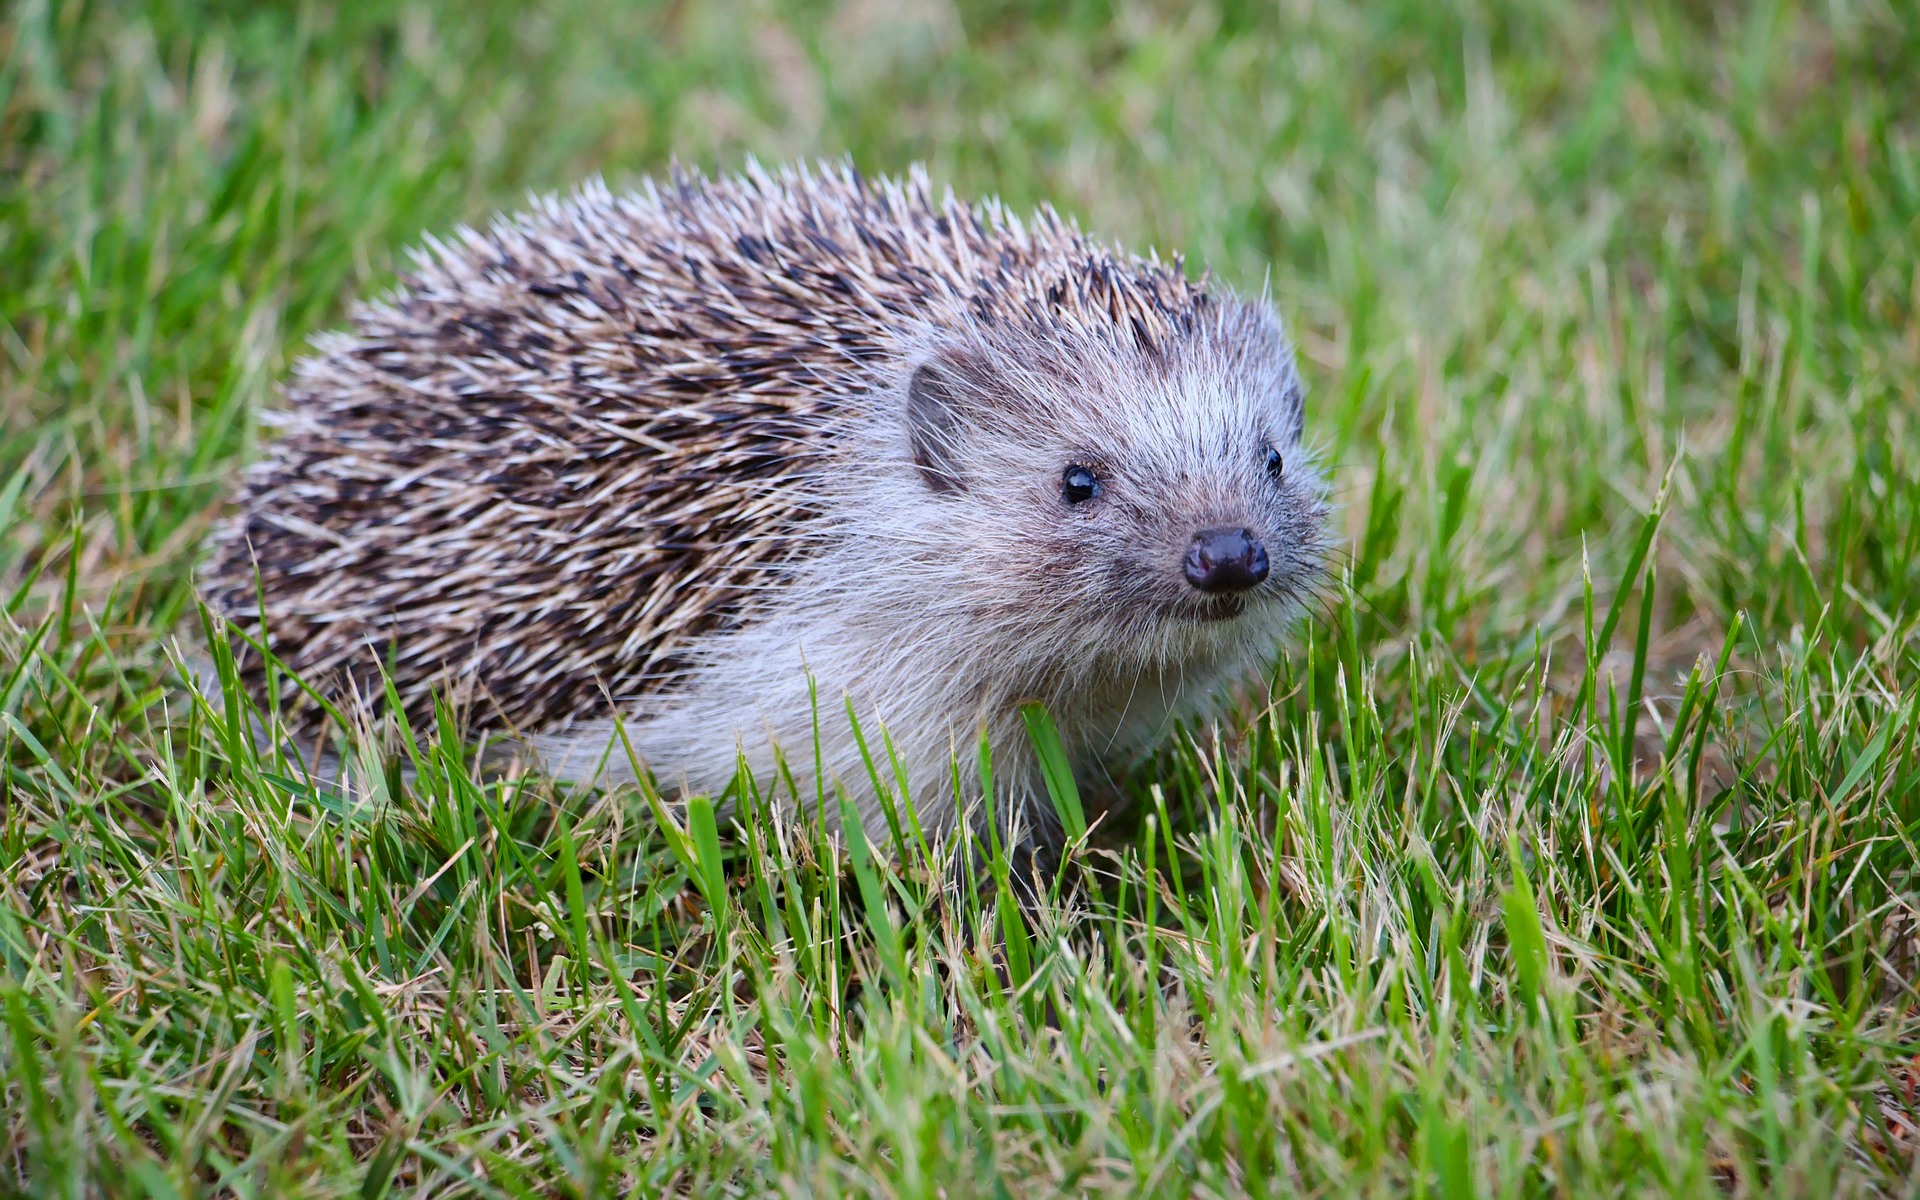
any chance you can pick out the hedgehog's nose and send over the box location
[1184,527,1270,593]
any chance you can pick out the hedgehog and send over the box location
[200,160,1329,865]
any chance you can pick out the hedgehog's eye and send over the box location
[1263,444,1284,482]
[1062,464,1101,505]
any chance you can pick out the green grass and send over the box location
[4,0,1920,1194]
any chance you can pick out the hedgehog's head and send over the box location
[883,300,1328,696]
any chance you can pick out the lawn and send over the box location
[3,0,1919,1195]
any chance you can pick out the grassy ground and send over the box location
[4,0,1920,1194]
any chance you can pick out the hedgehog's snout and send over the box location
[1183,527,1270,594]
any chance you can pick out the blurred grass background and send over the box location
[2,0,1919,1195]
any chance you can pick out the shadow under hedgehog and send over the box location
[199,161,1331,866]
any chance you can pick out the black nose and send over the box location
[1183,527,1270,593]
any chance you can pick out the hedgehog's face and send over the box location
[899,307,1328,673]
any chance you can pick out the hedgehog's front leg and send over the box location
[532,674,1068,881]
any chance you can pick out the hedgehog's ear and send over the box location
[905,356,973,496]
